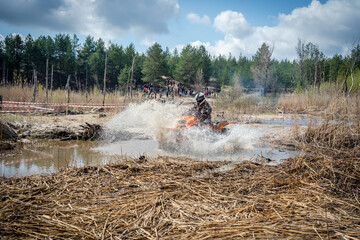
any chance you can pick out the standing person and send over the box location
[189,92,212,125]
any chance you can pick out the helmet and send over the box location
[195,92,205,103]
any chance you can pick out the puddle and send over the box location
[1,101,301,177]
[1,141,122,177]
[94,139,166,157]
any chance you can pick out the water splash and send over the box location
[102,101,262,160]
[171,124,260,160]
[103,100,187,141]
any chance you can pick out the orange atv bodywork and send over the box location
[173,115,229,141]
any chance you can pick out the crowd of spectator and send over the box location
[141,80,215,100]
[103,80,216,100]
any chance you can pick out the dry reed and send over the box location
[0,85,143,105]
[214,95,274,123]
[277,87,360,116]
[1,152,359,239]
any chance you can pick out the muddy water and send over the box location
[1,101,301,177]
[1,141,122,177]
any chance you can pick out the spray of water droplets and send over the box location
[101,101,263,160]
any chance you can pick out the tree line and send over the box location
[0,33,359,97]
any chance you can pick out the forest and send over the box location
[0,33,359,95]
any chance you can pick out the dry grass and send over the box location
[214,94,276,123]
[0,85,148,117]
[0,85,145,105]
[295,116,360,151]
[288,84,360,152]
[0,151,359,239]
[277,86,360,116]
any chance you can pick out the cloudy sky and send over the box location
[0,0,359,60]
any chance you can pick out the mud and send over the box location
[1,114,106,140]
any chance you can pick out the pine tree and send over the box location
[175,45,196,85]
[142,43,167,85]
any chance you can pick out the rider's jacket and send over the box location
[191,99,212,123]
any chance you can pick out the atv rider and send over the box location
[190,92,212,125]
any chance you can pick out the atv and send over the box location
[172,115,230,141]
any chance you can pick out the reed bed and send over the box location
[277,87,360,116]
[1,152,359,239]
[293,111,360,154]
[0,85,143,105]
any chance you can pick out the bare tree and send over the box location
[125,56,136,99]
[45,58,49,102]
[102,50,107,106]
[75,71,79,91]
[296,38,305,85]
[304,42,323,87]
[2,60,5,86]
[85,64,88,103]
[50,64,54,97]
[65,74,71,114]
[228,75,243,101]
[251,42,274,96]
[130,56,135,98]
[31,68,37,102]
[93,74,101,90]
[195,68,204,92]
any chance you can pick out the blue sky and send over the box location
[0,0,359,60]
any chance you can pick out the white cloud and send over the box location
[213,10,252,37]
[186,13,211,25]
[197,0,360,60]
